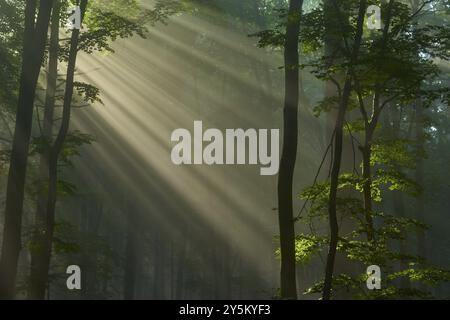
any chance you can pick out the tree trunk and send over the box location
[322,0,367,300]
[0,0,53,299]
[31,0,88,300]
[323,0,344,146]
[362,124,375,242]
[359,0,395,243]
[277,0,303,300]
[388,104,411,289]
[28,1,61,299]
[415,100,426,260]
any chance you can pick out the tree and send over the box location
[276,0,304,299]
[297,0,450,299]
[322,0,367,300]
[0,0,54,299]
[28,0,62,300]
[27,0,184,299]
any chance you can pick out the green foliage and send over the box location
[371,139,416,168]
[75,0,148,55]
[373,168,419,196]
[389,267,450,286]
[298,162,447,298]
[276,234,327,264]
[305,264,450,300]
[30,130,95,166]
[59,130,95,165]
[74,81,103,104]
[276,0,450,299]
[0,0,23,109]
[58,0,185,58]
[53,222,81,254]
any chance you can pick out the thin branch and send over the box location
[0,109,13,138]
[35,104,43,135]
[353,77,369,125]
[0,136,12,144]
[344,120,361,175]
[328,76,342,98]
[295,129,336,221]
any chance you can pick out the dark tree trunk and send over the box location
[31,0,88,300]
[410,0,426,290]
[414,99,426,260]
[277,0,303,300]
[323,0,343,146]
[28,1,61,299]
[360,0,396,244]
[388,104,411,289]
[322,0,367,300]
[0,0,54,299]
[362,125,376,241]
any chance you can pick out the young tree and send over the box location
[277,0,304,299]
[298,0,450,299]
[322,0,367,300]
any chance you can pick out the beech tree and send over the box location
[297,0,450,299]
[277,0,304,299]
[0,0,54,300]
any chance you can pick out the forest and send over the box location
[0,0,449,300]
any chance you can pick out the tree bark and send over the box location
[322,0,367,300]
[28,1,61,299]
[414,99,426,259]
[277,0,303,300]
[29,0,88,300]
[361,123,376,242]
[0,0,54,299]
[359,0,395,243]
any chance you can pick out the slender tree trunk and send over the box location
[0,0,54,299]
[28,1,61,299]
[322,0,367,300]
[277,0,303,300]
[321,2,357,300]
[323,0,343,146]
[362,124,376,242]
[410,0,426,287]
[359,0,395,243]
[32,0,88,300]
[414,99,426,260]
[393,191,411,288]
[388,104,411,289]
